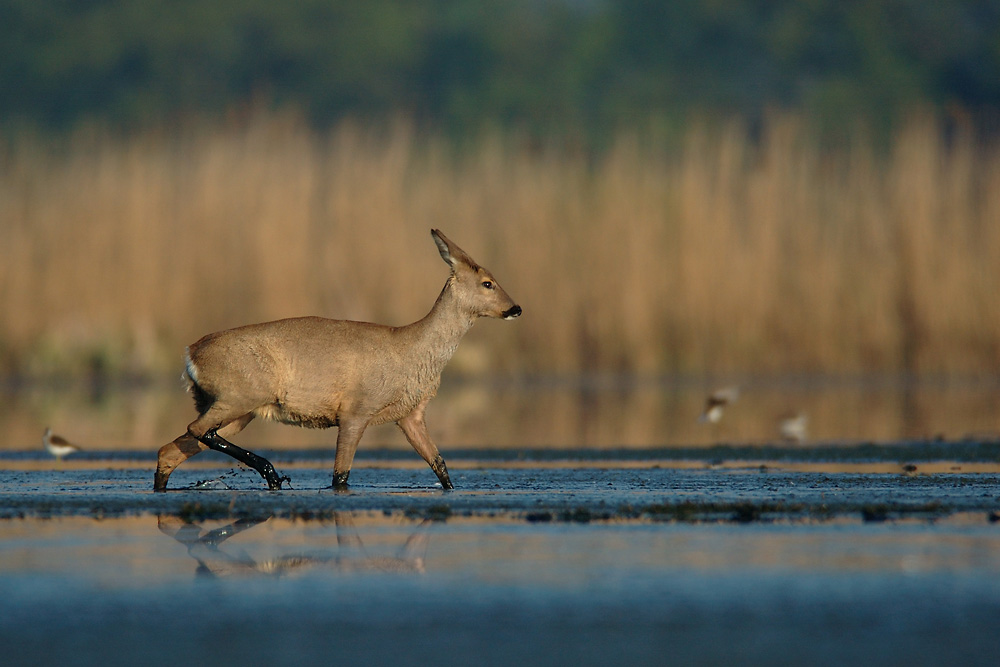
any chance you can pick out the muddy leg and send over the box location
[155,414,255,491]
[198,427,289,490]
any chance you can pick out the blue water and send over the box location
[3,453,1000,666]
[3,511,1000,666]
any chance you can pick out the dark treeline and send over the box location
[2,0,999,138]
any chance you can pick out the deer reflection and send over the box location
[157,513,430,578]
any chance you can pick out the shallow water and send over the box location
[4,375,1000,452]
[3,509,1000,666]
[4,375,1000,665]
[1,457,1000,665]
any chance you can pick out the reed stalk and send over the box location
[2,110,998,380]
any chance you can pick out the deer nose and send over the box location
[502,305,522,320]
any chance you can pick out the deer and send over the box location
[154,229,521,492]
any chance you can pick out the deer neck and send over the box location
[406,277,475,370]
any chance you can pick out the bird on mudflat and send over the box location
[698,386,740,424]
[778,413,809,444]
[43,428,82,460]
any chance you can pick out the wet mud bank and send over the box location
[2,450,1000,523]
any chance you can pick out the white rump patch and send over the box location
[183,347,199,387]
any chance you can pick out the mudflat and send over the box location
[2,447,1000,666]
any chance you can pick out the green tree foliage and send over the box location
[1,0,998,134]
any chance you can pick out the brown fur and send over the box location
[154,229,520,491]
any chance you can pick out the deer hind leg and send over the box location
[397,402,453,490]
[154,413,257,491]
[155,434,208,491]
[188,408,288,491]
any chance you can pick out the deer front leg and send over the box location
[398,402,453,490]
[332,418,368,488]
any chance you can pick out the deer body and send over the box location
[154,229,520,491]
[189,314,462,429]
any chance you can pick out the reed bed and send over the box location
[2,111,999,380]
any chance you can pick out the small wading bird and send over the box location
[698,386,740,424]
[43,428,81,460]
[154,229,521,492]
[778,413,809,444]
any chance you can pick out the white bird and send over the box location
[43,428,81,460]
[698,386,740,424]
[778,413,808,444]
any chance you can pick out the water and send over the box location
[4,375,1000,452]
[3,378,1000,665]
[2,507,1000,666]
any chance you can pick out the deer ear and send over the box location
[431,229,454,267]
[431,229,477,270]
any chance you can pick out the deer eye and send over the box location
[481,280,494,290]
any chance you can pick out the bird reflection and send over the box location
[157,513,430,578]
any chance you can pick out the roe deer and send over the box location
[154,229,521,491]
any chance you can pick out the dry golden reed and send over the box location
[2,110,999,380]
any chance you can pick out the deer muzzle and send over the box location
[502,305,522,320]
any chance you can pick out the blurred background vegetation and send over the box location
[2,0,1000,387]
[3,0,998,138]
